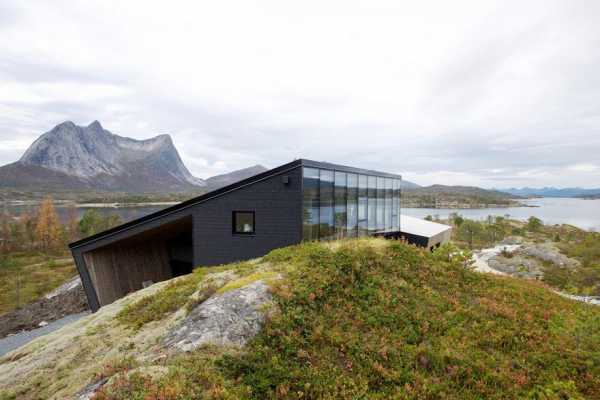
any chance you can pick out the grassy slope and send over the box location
[0,252,76,314]
[1,239,599,399]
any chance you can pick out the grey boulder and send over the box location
[163,280,272,352]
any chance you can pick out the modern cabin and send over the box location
[69,159,450,312]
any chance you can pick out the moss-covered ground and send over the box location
[6,239,590,400]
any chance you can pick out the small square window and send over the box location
[233,211,255,234]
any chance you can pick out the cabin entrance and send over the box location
[82,215,194,307]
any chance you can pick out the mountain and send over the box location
[205,165,269,189]
[399,179,420,189]
[499,187,600,198]
[0,121,205,192]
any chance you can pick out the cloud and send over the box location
[0,0,599,187]
[568,163,600,173]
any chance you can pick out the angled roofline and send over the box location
[69,158,402,249]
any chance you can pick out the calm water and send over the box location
[3,197,600,232]
[403,198,600,232]
[1,204,166,224]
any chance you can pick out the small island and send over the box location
[401,184,525,208]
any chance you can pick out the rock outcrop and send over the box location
[163,280,272,351]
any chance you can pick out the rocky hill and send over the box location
[399,179,420,189]
[402,184,523,208]
[1,239,598,399]
[205,165,268,189]
[0,121,206,193]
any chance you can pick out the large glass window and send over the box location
[347,173,358,238]
[334,171,347,239]
[358,175,368,236]
[303,167,400,240]
[367,176,377,233]
[302,168,320,240]
[319,169,334,240]
[385,178,393,231]
[392,179,399,230]
[376,177,384,231]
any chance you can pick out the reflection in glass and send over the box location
[334,171,347,239]
[392,179,399,230]
[385,178,393,231]
[347,173,358,238]
[358,175,368,236]
[319,169,334,239]
[368,176,377,233]
[302,167,400,240]
[302,167,320,240]
[376,177,384,231]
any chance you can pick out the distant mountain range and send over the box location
[0,121,267,194]
[499,187,600,198]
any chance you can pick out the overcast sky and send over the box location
[1,1,599,188]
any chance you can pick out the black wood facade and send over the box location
[70,159,402,312]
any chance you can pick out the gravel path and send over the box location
[473,244,600,306]
[472,244,521,275]
[0,311,89,357]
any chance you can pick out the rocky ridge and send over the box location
[2,121,206,192]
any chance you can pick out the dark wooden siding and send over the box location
[192,167,302,266]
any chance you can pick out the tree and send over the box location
[459,220,482,249]
[79,210,123,238]
[0,215,10,253]
[527,216,543,232]
[79,209,104,237]
[65,204,80,243]
[450,213,464,228]
[35,197,61,250]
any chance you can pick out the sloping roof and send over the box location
[69,159,402,249]
[400,215,452,238]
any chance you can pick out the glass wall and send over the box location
[376,177,384,231]
[302,167,402,241]
[392,179,399,230]
[368,176,377,233]
[358,175,368,237]
[385,178,393,231]
[319,169,334,240]
[334,171,347,239]
[347,174,358,238]
[302,167,320,240]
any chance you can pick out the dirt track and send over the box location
[0,279,89,338]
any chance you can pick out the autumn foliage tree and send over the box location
[35,196,61,251]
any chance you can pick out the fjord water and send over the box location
[403,197,600,231]
[4,197,600,232]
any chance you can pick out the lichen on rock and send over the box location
[163,280,272,351]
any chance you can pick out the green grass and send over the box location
[0,251,75,314]
[116,268,209,331]
[94,240,600,399]
[544,230,600,296]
